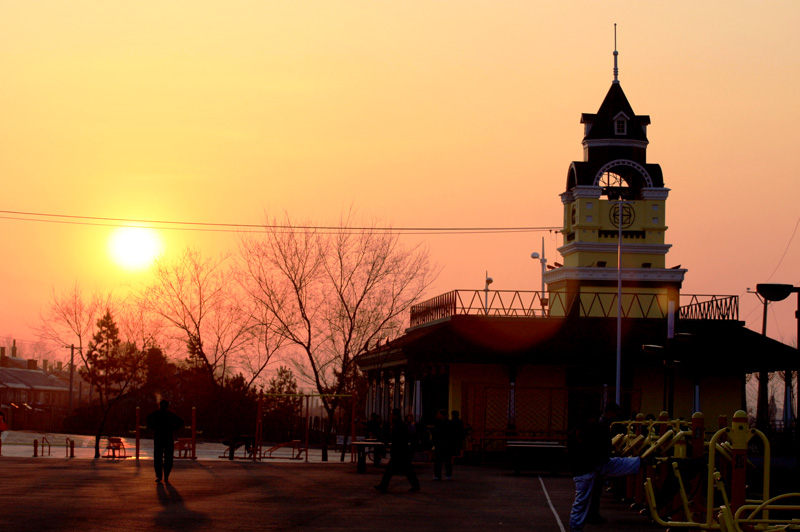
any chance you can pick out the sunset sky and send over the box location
[1,1,798,361]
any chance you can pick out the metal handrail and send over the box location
[410,290,739,327]
[678,294,739,321]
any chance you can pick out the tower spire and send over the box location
[613,23,619,84]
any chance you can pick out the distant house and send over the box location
[0,355,71,432]
[356,54,799,452]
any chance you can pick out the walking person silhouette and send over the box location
[146,399,183,483]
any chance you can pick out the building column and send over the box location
[365,371,375,418]
[382,371,391,419]
[414,379,422,422]
[393,369,402,414]
[403,371,414,417]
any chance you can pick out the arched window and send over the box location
[598,171,629,200]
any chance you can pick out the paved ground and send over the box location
[0,432,665,532]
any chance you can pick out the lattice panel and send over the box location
[515,388,567,435]
[484,387,512,432]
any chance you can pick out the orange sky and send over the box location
[1,2,799,360]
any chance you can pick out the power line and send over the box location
[764,215,800,282]
[0,209,561,235]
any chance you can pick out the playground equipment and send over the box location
[130,395,361,462]
[243,392,356,462]
[33,436,51,457]
[611,409,800,531]
[65,437,75,458]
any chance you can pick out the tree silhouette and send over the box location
[82,310,147,458]
[240,211,436,459]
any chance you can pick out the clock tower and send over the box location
[544,47,686,318]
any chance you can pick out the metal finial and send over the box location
[613,24,619,84]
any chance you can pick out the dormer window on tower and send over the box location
[613,112,629,135]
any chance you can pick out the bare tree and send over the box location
[239,212,436,459]
[139,248,258,390]
[238,302,287,392]
[117,299,167,356]
[35,283,112,367]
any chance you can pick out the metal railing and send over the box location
[409,290,549,327]
[678,294,739,321]
[409,290,739,327]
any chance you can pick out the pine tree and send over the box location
[81,310,147,457]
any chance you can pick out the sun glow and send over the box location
[108,227,163,270]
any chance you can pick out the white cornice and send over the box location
[543,266,687,284]
[641,188,670,200]
[583,139,649,148]
[558,242,672,256]
[572,186,602,199]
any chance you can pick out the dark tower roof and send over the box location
[566,81,663,192]
[581,83,650,143]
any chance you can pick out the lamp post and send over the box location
[612,198,631,406]
[484,272,493,315]
[62,344,75,415]
[756,284,800,431]
[531,237,547,316]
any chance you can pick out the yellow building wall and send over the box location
[634,367,744,422]
[636,367,664,416]
[696,375,745,423]
[448,364,567,414]
[516,365,567,388]
[563,196,667,269]
[449,364,509,414]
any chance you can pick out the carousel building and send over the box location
[356,50,797,451]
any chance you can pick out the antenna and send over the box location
[613,23,619,84]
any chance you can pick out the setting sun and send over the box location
[108,227,163,270]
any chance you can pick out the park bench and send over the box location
[104,437,126,458]
[505,440,567,475]
[261,440,305,460]
[174,438,193,458]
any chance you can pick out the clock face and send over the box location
[609,203,635,228]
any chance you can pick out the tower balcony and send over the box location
[409,289,738,328]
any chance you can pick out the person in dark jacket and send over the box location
[146,400,183,483]
[450,410,465,457]
[374,408,420,492]
[432,409,453,480]
[567,403,641,532]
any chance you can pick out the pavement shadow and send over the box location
[155,482,210,531]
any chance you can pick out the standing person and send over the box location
[405,412,421,459]
[450,410,465,460]
[146,400,183,483]
[374,408,420,493]
[0,411,7,453]
[365,413,382,440]
[432,409,453,480]
[567,402,642,532]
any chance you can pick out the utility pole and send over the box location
[68,344,75,414]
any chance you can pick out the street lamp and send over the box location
[611,197,631,406]
[756,283,800,430]
[484,272,493,315]
[62,344,76,415]
[531,237,548,316]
